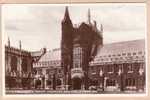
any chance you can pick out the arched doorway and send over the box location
[72,77,82,90]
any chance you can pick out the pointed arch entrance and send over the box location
[72,77,82,90]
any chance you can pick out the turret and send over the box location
[61,6,73,45]
[101,24,103,33]
[8,37,10,47]
[88,8,91,25]
[62,6,72,24]
[19,40,22,50]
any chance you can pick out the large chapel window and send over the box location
[73,46,82,68]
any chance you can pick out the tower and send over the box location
[61,6,73,90]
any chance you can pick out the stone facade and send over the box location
[33,39,145,92]
[61,7,103,90]
[5,40,46,89]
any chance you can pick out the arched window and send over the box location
[56,79,62,86]
[106,79,116,86]
[47,80,51,86]
[125,78,136,86]
[11,56,17,71]
[22,58,27,72]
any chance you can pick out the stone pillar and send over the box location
[45,74,48,89]
[99,69,104,91]
[104,77,108,91]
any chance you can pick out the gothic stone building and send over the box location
[33,7,145,92]
[89,39,145,92]
[61,7,103,90]
[5,39,46,89]
[33,39,145,92]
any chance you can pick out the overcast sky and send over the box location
[2,3,146,51]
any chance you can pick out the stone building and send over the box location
[33,48,63,90]
[5,38,46,89]
[33,7,146,92]
[5,7,146,93]
[33,39,145,92]
[61,7,103,90]
[89,39,145,92]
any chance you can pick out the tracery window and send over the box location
[106,79,116,86]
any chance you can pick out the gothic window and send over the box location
[22,58,27,72]
[138,51,142,55]
[125,78,136,86]
[133,52,136,55]
[91,79,98,86]
[56,79,62,86]
[122,53,126,56]
[106,79,116,86]
[37,69,42,75]
[46,69,51,74]
[58,69,61,73]
[47,80,51,86]
[128,64,134,73]
[118,54,121,56]
[73,46,83,68]
[127,53,131,56]
[107,65,114,73]
[11,56,17,72]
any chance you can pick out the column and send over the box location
[104,77,107,91]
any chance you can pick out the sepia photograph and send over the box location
[2,3,147,95]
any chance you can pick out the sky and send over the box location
[2,3,146,51]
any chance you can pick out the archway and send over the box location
[72,77,82,90]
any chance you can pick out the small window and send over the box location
[127,53,131,56]
[128,64,134,72]
[106,79,116,86]
[118,54,121,56]
[122,53,126,56]
[133,52,136,55]
[125,78,135,86]
[138,51,142,55]
[107,65,114,73]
